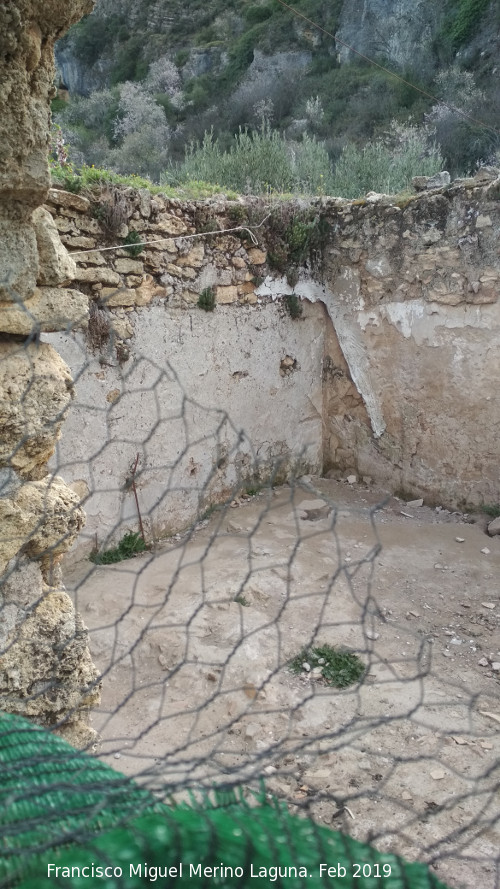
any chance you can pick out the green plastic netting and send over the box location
[0,712,450,889]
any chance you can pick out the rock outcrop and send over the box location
[0,0,99,747]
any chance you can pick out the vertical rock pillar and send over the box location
[0,1,99,747]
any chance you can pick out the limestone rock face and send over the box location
[32,207,77,285]
[336,0,444,74]
[0,0,98,746]
[0,287,89,335]
[0,218,39,301]
[0,341,74,478]
[0,0,94,215]
[0,475,85,578]
[0,583,100,746]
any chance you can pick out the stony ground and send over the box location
[67,479,500,889]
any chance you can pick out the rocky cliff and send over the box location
[52,0,499,184]
[55,0,497,94]
[0,0,100,747]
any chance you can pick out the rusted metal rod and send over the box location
[129,453,146,544]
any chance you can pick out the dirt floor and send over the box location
[67,478,500,889]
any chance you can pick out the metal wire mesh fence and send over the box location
[0,287,499,889]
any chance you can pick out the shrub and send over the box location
[68,12,122,65]
[449,0,491,48]
[175,50,189,68]
[169,125,334,195]
[87,301,110,352]
[245,4,274,25]
[331,123,444,198]
[482,503,500,518]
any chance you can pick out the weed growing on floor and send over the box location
[234,594,249,606]
[90,531,147,565]
[289,643,365,688]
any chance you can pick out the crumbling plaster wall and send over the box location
[0,0,99,746]
[46,171,500,548]
[317,172,500,506]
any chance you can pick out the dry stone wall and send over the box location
[45,170,500,557]
[0,0,99,747]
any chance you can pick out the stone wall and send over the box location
[44,170,500,559]
[0,0,99,746]
[317,170,500,506]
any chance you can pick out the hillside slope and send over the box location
[53,0,500,184]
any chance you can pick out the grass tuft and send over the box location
[90,531,147,565]
[197,287,216,312]
[289,643,365,688]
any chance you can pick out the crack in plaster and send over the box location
[257,276,386,439]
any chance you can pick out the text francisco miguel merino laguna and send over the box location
[47,861,393,881]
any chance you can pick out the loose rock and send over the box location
[487,516,500,536]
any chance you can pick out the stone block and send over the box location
[0,341,74,478]
[100,287,137,307]
[0,287,88,335]
[32,206,77,285]
[0,474,84,575]
[75,216,101,235]
[166,263,184,278]
[135,275,166,306]
[60,235,96,249]
[74,267,121,286]
[0,218,38,302]
[247,248,267,265]
[0,587,100,743]
[110,316,134,339]
[101,275,166,308]
[476,214,492,229]
[467,287,497,304]
[487,516,500,536]
[426,290,463,305]
[177,243,205,268]
[365,255,392,278]
[51,216,73,233]
[238,282,256,296]
[145,238,176,252]
[114,258,145,275]
[216,285,238,304]
[151,217,190,235]
[181,290,199,305]
[139,189,152,218]
[180,267,197,280]
[47,188,90,213]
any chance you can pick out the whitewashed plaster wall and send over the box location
[48,301,325,555]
